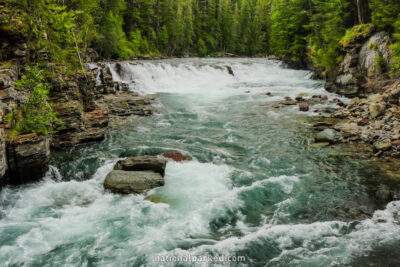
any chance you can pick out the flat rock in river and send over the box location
[104,170,164,194]
[114,155,166,176]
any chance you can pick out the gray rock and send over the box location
[279,100,297,105]
[0,128,7,180]
[374,139,392,151]
[369,103,386,119]
[104,170,164,194]
[315,129,340,143]
[102,94,154,116]
[325,31,392,97]
[114,155,166,176]
[359,32,392,77]
[6,134,50,184]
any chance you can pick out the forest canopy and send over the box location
[1,0,400,74]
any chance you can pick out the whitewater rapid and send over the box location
[1,58,400,266]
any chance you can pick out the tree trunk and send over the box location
[155,0,160,47]
[357,0,364,24]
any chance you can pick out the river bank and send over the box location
[313,27,400,159]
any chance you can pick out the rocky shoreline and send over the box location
[310,29,400,158]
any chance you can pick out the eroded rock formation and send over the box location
[325,29,393,97]
[0,62,154,187]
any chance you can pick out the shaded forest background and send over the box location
[1,0,400,73]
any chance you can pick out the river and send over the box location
[1,58,400,266]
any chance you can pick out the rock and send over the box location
[391,140,400,147]
[299,103,309,112]
[357,119,369,126]
[368,94,383,102]
[6,134,50,184]
[0,128,7,181]
[311,142,330,147]
[369,103,386,119]
[280,100,297,105]
[315,129,340,143]
[226,66,234,76]
[307,97,321,104]
[296,93,308,99]
[373,139,392,151]
[102,93,154,116]
[244,91,250,93]
[115,82,130,92]
[359,32,392,78]
[325,30,392,97]
[104,170,164,194]
[280,97,296,105]
[313,122,334,129]
[333,98,344,106]
[347,97,360,109]
[321,96,328,101]
[340,124,361,138]
[114,155,166,176]
[261,92,272,96]
[295,93,308,101]
[162,152,190,162]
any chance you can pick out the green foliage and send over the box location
[369,0,400,30]
[129,29,149,54]
[14,66,62,135]
[3,0,400,74]
[374,55,386,72]
[368,43,378,50]
[306,0,349,71]
[97,12,132,59]
[196,39,207,56]
[390,17,400,76]
[340,24,374,48]
[270,0,309,62]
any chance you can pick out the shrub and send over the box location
[390,17,400,76]
[14,66,62,135]
[340,24,375,48]
[374,55,386,72]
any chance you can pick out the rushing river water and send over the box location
[1,58,400,266]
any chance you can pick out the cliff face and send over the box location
[0,61,154,187]
[325,31,394,97]
[320,30,400,157]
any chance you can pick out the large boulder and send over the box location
[369,103,386,119]
[374,139,392,151]
[114,155,166,176]
[104,170,164,194]
[315,129,341,143]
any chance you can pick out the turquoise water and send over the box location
[1,58,400,266]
